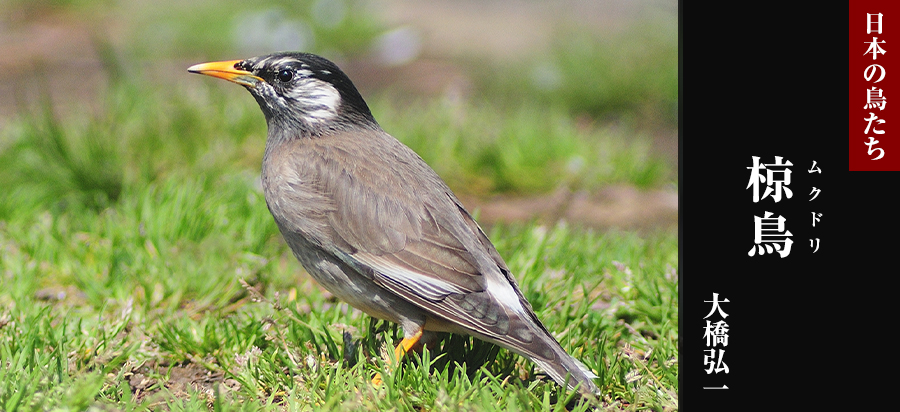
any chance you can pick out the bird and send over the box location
[188,52,599,396]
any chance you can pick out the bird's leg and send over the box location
[393,328,424,360]
[372,327,423,386]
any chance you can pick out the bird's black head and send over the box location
[189,52,378,136]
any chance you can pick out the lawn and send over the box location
[0,1,677,410]
[0,197,677,410]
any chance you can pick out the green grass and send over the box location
[0,79,670,221]
[0,88,676,408]
[477,20,678,128]
[0,54,676,412]
[0,3,676,408]
[0,62,676,412]
[374,98,669,195]
[0,176,677,409]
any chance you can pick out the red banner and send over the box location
[850,2,900,170]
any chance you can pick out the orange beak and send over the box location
[187,59,263,88]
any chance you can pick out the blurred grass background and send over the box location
[0,0,677,410]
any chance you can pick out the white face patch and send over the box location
[284,77,341,124]
[244,54,345,127]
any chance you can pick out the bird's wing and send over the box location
[268,131,543,340]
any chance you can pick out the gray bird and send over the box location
[188,52,599,396]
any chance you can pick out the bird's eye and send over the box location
[277,69,294,82]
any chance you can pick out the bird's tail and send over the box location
[527,335,600,397]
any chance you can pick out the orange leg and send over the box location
[372,328,424,386]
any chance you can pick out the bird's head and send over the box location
[188,52,378,136]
